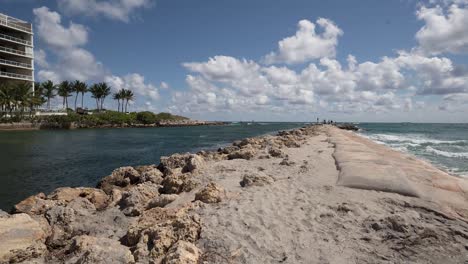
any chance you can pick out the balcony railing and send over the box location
[0,45,32,57]
[0,32,32,46]
[0,14,32,33]
[0,58,32,69]
[0,71,33,81]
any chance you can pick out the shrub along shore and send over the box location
[0,111,227,130]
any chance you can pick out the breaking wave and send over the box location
[425,146,468,159]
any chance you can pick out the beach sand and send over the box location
[1,125,467,263]
[194,126,468,263]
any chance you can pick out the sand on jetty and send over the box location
[0,125,467,263]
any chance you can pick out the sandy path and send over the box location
[195,126,468,263]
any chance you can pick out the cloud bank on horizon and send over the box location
[32,0,468,120]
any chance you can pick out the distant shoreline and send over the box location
[0,120,229,131]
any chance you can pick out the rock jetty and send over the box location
[1,125,467,263]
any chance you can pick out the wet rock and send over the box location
[268,147,285,158]
[158,153,191,174]
[119,182,160,216]
[98,167,141,194]
[163,240,200,264]
[195,183,224,204]
[124,207,201,262]
[161,174,198,194]
[0,213,47,263]
[227,147,256,160]
[240,173,274,187]
[135,165,164,185]
[147,194,179,209]
[66,235,135,264]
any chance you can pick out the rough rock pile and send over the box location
[0,126,316,263]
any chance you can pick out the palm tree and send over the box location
[0,82,14,115]
[123,89,134,113]
[113,90,123,112]
[88,82,111,111]
[57,81,73,109]
[40,80,56,110]
[89,84,101,111]
[14,82,34,117]
[72,80,88,110]
[98,82,111,111]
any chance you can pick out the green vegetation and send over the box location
[0,79,188,127]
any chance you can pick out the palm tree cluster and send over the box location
[1,80,136,117]
[0,81,45,117]
[113,89,135,113]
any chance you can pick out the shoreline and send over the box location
[0,125,467,263]
[0,120,229,131]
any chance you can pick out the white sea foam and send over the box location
[365,133,466,145]
[425,146,468,159]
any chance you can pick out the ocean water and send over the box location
[0,122,307,210]
[358,123,468,177]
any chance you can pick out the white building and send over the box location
[0,13,34,90]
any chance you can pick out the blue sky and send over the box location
[1,0,468,122]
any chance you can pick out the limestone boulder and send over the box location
[227,147,257,160]
[240,173,274,187]
[97,166,140,194]
[135,165,164,184]
[124,207,201,262]
[194,183,224,204]
[182,155,204,173]
[161,174,198,194]
[45,198,131,248]
[14,193,57,215]
[119,182,160,216]
[268,147,285,158]
[66,235,135,264]
[0,213,47,263]
[163,241,200,264]
[147,194,179,209]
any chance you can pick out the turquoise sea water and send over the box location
[0,122,307,210]
[358,123,468,178]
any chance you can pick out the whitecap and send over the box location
[364,133,467,145]
[425,146,468,159]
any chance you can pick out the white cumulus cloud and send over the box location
[264,18,343,65]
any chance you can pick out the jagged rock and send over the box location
[45,198,131,248]
[98,167,140,194]
[124,207,201,262]
[279,157,296,166]
[227,147,256,160]
[218,146,240,155]
[182,155,205,173]
[194,183,224,204]
[161,174,198,194]
[108,188,123,207]
[48,187,109,210]
[66,235,135,264]
[158,153,191,174]
[14,193,57,215]
[147,194,179,209]
[163,241,200,264]
[0,213,47,263]
[119,182,160,216]
[268,147,285,158]
[240,173,274,187]
[135,165,164,184]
